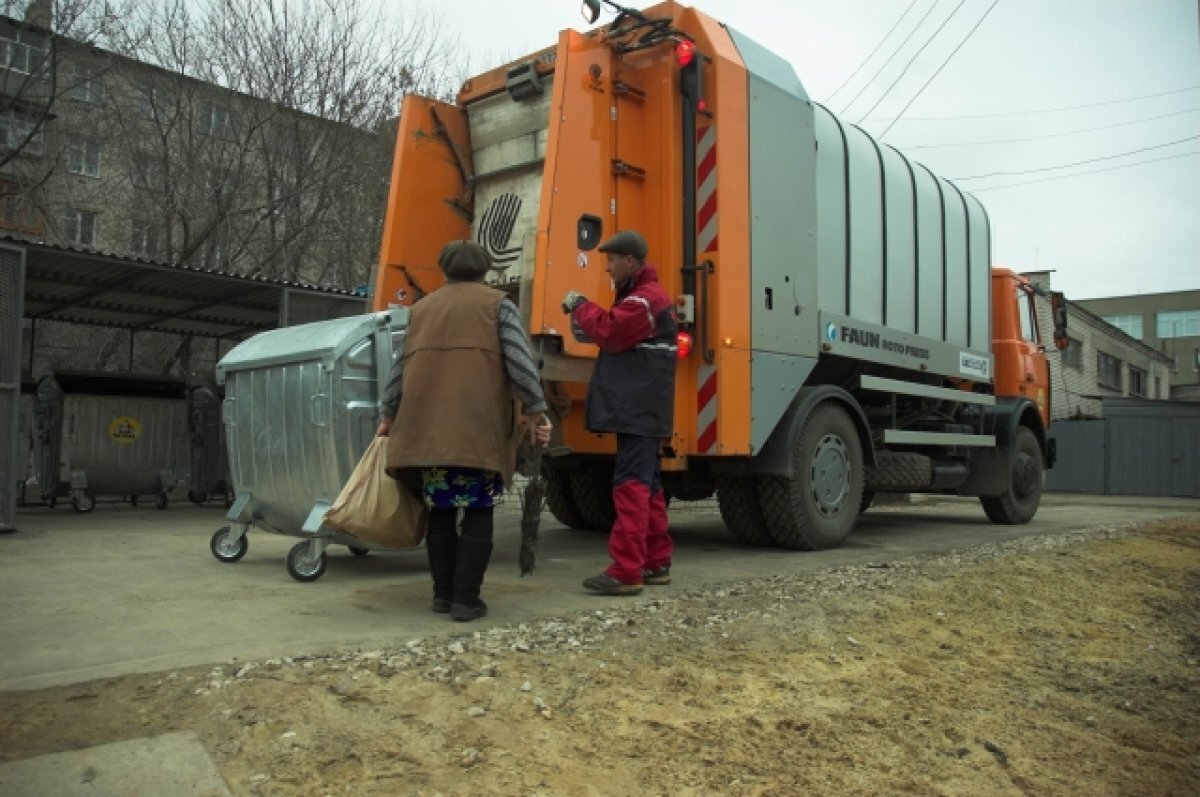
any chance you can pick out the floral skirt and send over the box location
[420,467,505,509]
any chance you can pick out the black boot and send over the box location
[450,535,493,621]
[425,508,457,613]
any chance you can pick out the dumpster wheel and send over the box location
[155,491,169,510]
[72,492,96,513]
[287,541,327,582]
[210,526,248,563]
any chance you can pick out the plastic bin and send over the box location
[212,309,412,582]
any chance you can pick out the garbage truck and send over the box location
[370,0,1068,550]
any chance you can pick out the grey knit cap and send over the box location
[438,240,491,281]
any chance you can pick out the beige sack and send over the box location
[323,437,427,548]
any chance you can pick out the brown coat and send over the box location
[386,281,522,484]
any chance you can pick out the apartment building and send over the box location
[0,6,389,288]
[1071,290,1200,402]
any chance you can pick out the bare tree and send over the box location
[8,0,462,378]
[96,0,462,285]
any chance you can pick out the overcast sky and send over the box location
[385,0,1199,301]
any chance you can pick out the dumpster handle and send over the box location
[310,393,329,427]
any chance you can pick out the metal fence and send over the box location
[1047,399,1200,497]
[1,246,25,531]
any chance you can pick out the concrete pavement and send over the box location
[2,493,1196,692]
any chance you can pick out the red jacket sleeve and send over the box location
[571,294,656,353]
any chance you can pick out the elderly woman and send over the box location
[376,241,551,622]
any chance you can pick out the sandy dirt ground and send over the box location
[1,517,1197,797]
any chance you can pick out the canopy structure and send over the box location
[9,234,366,339]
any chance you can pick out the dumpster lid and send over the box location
[215,310,407,378]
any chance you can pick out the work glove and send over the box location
[561,290,587,313]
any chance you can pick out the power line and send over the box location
[899,107,1200,150]
[877,0,1000,139]
[825,0,919,106]
[951,134,1200,180]
[966,150,1200,192]
[868,85,1200,122]
[856,0,966,125]
[838,0,943,117]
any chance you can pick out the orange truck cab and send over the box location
[373,0,1068,549]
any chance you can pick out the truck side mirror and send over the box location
[1050,291,1069,350]
[582,0,601,24]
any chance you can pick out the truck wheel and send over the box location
[980,426,1042,525]
[760,403,864,550]
[546,470,589,530]
[865,452,931,491]
[715,476,775,546]
[569,469,616,531]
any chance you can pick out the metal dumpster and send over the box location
[186,384,232,506]
[15,391,32,507]
[213,309,412,582]
[29,374,189,511]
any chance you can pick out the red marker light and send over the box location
[677,331,693,359]
[696,98,708,113]
[675,39,696,67]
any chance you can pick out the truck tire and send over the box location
[546,470,589,530]
[980,426,1042,525]
[715,476,775,546]
[865,452,932,491]
[569,469,616,531]
[760,403,864,550]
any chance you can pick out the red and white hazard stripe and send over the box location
[696,126,718,253]
[697,365,717,454]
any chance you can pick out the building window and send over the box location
[1096,351,1122,390]
[1157,310,1200,339]
[1061,336,1083,370]
[1128,366,1147,397]
[68,69,104,104]
[1154,377,1161,399]
[0,109,44,155]
[0,181,40,233]
[199,100,235,138]
[66,139,101,177]
[1102,313,1143,340]
[129,223,160,258]
[0,31,46,75]
[61,209,97,246]
[131,152,164,190]
[137,86,173,121]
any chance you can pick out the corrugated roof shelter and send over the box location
[11,234,366,339]
[2,236,369,532]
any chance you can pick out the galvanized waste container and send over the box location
[212,309,411,582]
[29,374,189,511]
[14,391,32,508]
[186,384,232,506]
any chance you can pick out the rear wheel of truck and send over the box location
[569,469,616,532]
[545,470,589,530]
[760,403,864,550]
[980,426,1042,525]
[715,476,775,546]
